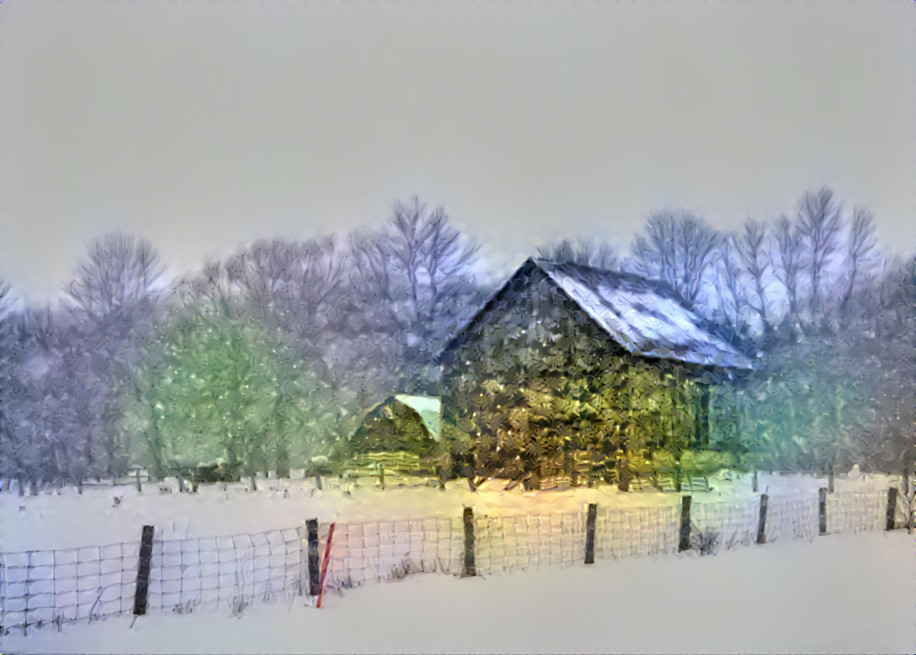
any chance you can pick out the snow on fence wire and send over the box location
[0,541,140,633]
[761,491,820,542]
[593,505,682,559]
[825,488,888,534]
[688,491,822,547]
[690,497,761,547]
[473,511,586,574]
[1,485,910,636]
[321,517,464,590]
[145,527,302,614]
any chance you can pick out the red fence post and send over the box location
[316,523,336,609]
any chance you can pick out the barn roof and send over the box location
[446,258,754,370]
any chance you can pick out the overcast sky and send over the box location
[0,1,913,304]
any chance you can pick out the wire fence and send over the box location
[1,483,911,636]
[0,542,139,632]
[146,528,302,614]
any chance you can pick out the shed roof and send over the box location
[392,395,442,440]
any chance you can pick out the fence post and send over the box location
[756,494,768,545]
[462,507,476,577]
[678,496,692,552]
[316,523,336,609]
[885,487,898,531]
[133,525,155,616]
[306,519,320,596]
[584,503,597,564]
[818,488,828,535]
[904,469,913,534]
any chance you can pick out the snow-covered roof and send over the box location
[532,259,754,370]
[393,395,442,440]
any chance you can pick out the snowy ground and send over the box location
[1,530,912,655]
[1,471,911,654]
[0,469,898,552]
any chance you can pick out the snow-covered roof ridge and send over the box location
[531,258,754,370]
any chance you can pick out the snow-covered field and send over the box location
[1,470,912,654]
[0,469,898,552]
[0,530,912,655]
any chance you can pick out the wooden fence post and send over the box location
[133,525,155,616]
[756,494,768,545]
[904,469,913,534]
[306,519,320,596]
[678,496,692,552]
[584,503,597,564]
[462,507,476,577]
[818,488,828,535]
[885,487,898,531]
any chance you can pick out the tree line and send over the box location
[0,189,912,492]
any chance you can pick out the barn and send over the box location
[438,258,754,490]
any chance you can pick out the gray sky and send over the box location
[0,1,913,304]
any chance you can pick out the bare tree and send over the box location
[795,188,843,326]
[772,214,803,333]
[56,234,167,479]
[0,307,94,491]
[628,210,722,306]
[0,278,19,484]
[347,197,486,394]
[66,233,164,320]
[216,237,347,359]
[537,238,619,270]
[712,234,745,336]
[725,189,909,477]
[709,219,779,343]
[838,206,882,322]
[735,220,775,335]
